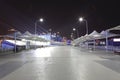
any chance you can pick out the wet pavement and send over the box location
[0,46,120,80]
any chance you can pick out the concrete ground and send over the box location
[0,46,120,80]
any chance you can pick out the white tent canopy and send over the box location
[72,36,85,45]
[83,34,91,40]
[72,26,120,46]
[16,31,22,37]
[23,31,32,36]
[107,25,120,31]
[5,31,22,38]
[100,30,105,34]
[88,30,102,39]
[19,31,48,42]
[19,31,33,39]
[100,30,119,38]
[89,30,100,36]
[72,30,102,45]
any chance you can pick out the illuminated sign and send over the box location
[113,38,120,42]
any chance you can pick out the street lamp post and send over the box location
[49,28,52,40]
[73,28,79,38]
[70,33,74,40]
[79,17,88,35]
[79,17,89,49]
[72,28,76,39]
[106,30,109,52]
[35,18,44,49]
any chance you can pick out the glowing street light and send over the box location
[73,27,79,38]
[73,28,76,31]
[79,17,89,49]
[40,18,44,22]
[35,18,44,35]
[79,17,84,22]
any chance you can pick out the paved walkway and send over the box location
[0,46,120,80]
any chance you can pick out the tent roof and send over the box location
[100,30,119,37]
[16,31,22,36]
[88,30,102,39]
[100,30,105,34]
[108,25,120,31]
[89,30,100,36]
[23,31,32,36]
[5,31,22,38]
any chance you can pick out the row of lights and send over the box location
[8,17,88,50]
[37,17,88,39]
[9,17,87,35]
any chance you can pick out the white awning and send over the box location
[107,25,120,31]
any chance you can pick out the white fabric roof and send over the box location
[88,30,102,39]
[20,31,33,39]
[89,30,99,36]
[100,30,105,34]
[23,31,32,36]
[108,25,120,31]
[72,36,85,45]
[5,31,22,38]
[72,28,120,45]
[16,31,48,42]
[100,30,119,38]
[72,30,102,45]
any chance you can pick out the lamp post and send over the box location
[72,28,76,40]
[8,29,17,53]
[79,17,89,49]
[70,33,74,40]
[106,30,109,52]
[49,28,52,40]
[35,18,44,49]
[73,28,79,38]
[79,17,88,35]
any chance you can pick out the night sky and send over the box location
[0,0,120,38]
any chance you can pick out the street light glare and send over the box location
[79,17,83,22]
[73,28,76,31]
[8,28,16,31]
[40,18,43,22]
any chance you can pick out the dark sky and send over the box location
[1,0,120,38]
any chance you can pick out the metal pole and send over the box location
[35,22,37,49]
[14,32,16,53]
[50,32,51,45]
[106,30,108,52]
[94,39,95,50]
[49,29,52,40]
[77,29,79,38]
[85,20,89,49]
[85,20,88,35]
